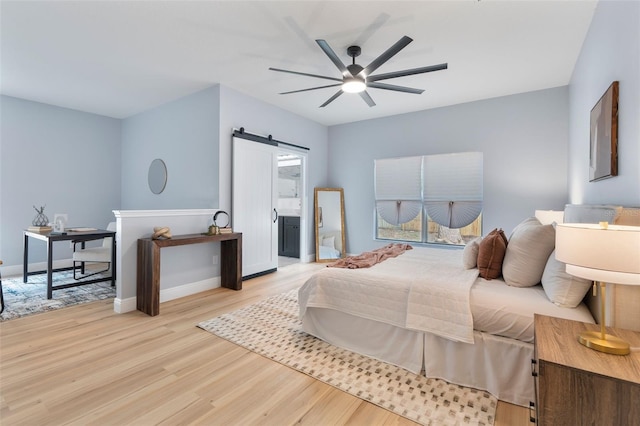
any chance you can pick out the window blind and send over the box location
[374,156,422,225]
[423,152,483,228]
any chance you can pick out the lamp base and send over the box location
[578,331,630,355]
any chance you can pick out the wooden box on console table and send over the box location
[532,314,640,425]
[137,232,242,316]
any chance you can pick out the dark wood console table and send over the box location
[137,232,242,316]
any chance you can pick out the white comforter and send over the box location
[299,247,479,344]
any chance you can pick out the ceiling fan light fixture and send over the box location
[270,36,448,107]
[342,77,366,93]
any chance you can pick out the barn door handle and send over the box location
[273,208,278,223]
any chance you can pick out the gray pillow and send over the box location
[502,217,556,287]
[541,250,592,307]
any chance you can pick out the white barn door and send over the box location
[232,136,278,278]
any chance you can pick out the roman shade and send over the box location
[374,156,422,225]
[423,152,483,228]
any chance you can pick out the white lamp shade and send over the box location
[535,210,565,225]
[556,223,640,285]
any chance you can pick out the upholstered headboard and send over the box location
[564,204,640,331]
[564,204,640,226]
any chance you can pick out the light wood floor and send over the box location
[0,263,530,425]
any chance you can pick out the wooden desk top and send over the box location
[25,228,115,242]
[535,314,640,385]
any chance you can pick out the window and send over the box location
[374,153,483,246]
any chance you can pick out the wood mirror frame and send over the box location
[314,187,346,263]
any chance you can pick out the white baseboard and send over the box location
[114,297,137,313]
[113,276,221,314]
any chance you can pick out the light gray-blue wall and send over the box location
[328,87,570,255]
[121,85,221,209]
[568,0,640,206]
[0,95,121,266]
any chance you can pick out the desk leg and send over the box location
[221,236,242,290]
[111,238,117,287]
[80,242,86,275]
[137,240,160,316]
[23,234,29,283]
[47,239,54,299]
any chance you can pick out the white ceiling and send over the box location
[1,0,597,126]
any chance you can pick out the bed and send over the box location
[298,204,640,407]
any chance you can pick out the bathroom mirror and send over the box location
[148,158,167,194]
[315,187,346,262]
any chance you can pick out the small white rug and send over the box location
[198,290,496,425]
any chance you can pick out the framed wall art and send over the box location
[589,81,618,182]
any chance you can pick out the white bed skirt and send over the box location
[302,306,534,408]
[302,307,424,374]
[423,330,533,407]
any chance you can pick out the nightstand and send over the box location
[532,314,640,425]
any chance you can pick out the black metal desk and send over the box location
[23,229,116,299]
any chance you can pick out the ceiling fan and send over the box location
[269,36,447,108]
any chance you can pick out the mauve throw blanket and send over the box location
[328,243,413,269]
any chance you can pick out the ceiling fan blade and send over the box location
[367,63,448,82]
[360,35,413,77]
[359,91,376,107]
[279,84,342,95]
[367,82,424,94]
[316,40,349,75]
[269,67,342,82]
[320,90,344,108]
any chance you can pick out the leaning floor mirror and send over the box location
[314,187,346,262]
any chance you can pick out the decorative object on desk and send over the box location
[151,226,172,239]
[555,222,640,355]
[206,225,220,235]
[32,205,49,226]
[589,81,618,182]
[198,290,497,426]
[27,225,52,233]
[218,227,233,234]
[53,213,68,232]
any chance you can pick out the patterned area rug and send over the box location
[198,290,497,425]
[0,271,115,321]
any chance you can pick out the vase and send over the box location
[32,212,49,226]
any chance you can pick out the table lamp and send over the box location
[555,222,640,355]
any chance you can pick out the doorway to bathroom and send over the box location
[277,151,305,268]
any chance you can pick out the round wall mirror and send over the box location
[148,158,167,194]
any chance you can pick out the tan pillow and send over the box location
[542,250,592,307]
[502,217,556,287]
[477,229,508,280]
[462,237,482,269]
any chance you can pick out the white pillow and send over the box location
[321,236,335,249]
[502,217,556,287]
[542,250,592,308]
[462,237,482,269]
